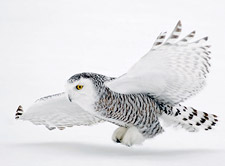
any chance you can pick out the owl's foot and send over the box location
[112,127,128,143]
[121,126,145,147]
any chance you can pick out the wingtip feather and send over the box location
[15,105,23,119]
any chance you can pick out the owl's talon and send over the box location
[115,138,121,143]
[112,127,128,144]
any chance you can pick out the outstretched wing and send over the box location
[106,21,211,105]
[16,93,103,130]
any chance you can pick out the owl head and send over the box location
[66,72,111,112]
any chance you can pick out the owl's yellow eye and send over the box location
[76,85,83,90]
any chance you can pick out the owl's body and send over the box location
[65,72,217,146]
[96,86,163,138]
[16,21,218,147]
[69,73,163,138]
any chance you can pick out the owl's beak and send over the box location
[68,95,72,102]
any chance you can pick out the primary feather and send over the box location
[16,93,102,130]
[106,21,211,105]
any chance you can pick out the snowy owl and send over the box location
[16,21,218,147]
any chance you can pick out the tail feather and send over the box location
[160,104,218,132]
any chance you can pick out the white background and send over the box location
[1,0,225,166]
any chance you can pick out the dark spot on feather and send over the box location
[196,122,201,126]
[176,28,181,32]
[213,114,218,118]
[193,112,197,116]
[154,42,162,46]
[200,47,206,50]
[208,126,212,130]
[200,118,206,123]
[181,38,187,42]
[203,112,208,116]
[211,122,216,126]
[171,35,179,39]
[175,109,181,116]
[204,116,209,120]
[189,114,194,120]
[188,34,194,37]
[193,109,197,113]
[203,37,208,41]
[214,119,218,122]
[183,118,188,121]
[204,51,209,55]
[159,35,165,39]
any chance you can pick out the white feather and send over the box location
[18,93,102,130]
[105,21,211,105]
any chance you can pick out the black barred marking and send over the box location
[203,112,208,116]
[176,28,181,32]
[133,114,139,125]
[183,118,188,121]
[177,20,182,26]
[58,127,65,130]
[15,105,24,119]
[155,42,162,46]
[16,111,23,114]
[193,112,197,116]
[213,114,218,118]
[211,122,216,126]
[159,35,165,39]
[208,126,212,130]
[203,36,208,41]
[18,105,23,109]
[196,122,201,126]
[214,119,218,122]
[188,34,194,37]
[189,123,193,126]
[189,114,194,120]
[200,118,206,123]
[178,31,195,43]
[204,51,209,55]
[193,109,197,114]
[181,38,188,42]
[171,35,179,39]
[204,116,209,120]
[16,112,23,116]
[175,109,181,116]
[200,47,207,50]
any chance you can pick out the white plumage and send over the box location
[106,21,210,105]
[17,93,102,130]
[16,21,217,147]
